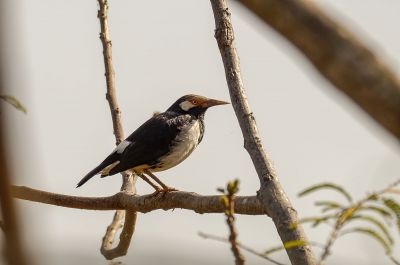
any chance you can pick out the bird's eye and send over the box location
[191,100,198,105]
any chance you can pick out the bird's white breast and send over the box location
[156,119,201,171]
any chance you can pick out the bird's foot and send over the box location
[150,186,178,197]
[161,186,178,192]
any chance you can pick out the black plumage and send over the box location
[77,94,228,190]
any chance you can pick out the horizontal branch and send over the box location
[11,186,266,215]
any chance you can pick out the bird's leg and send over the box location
[144,170,177,192]
[138,173,162,192]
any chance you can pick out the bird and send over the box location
[76,94,229,192]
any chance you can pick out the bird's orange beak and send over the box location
[201,98,230,108]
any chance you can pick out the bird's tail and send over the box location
[76,164,105,188]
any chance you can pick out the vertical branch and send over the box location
[209,1,316,265]
[97,0,137,259]
[0,16,27,263]
[0,128,26,265]
[97,0,123,144]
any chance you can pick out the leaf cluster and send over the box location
[297,182,400,262]
[218,179,240,215]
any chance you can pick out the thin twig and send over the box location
[226,205,245,265]
[209,1,316,264]
[0,220,4,232]
[390,256,400,265]
[199,232,286,265]
[11,185,266,215]
[221,180,245,265]
[319,178,400,264]
[237,0,400,140]
[97,0,137,259]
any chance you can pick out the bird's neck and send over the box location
[167,108,206,120]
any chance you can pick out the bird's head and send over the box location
[168,94,229,116]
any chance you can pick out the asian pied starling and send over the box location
[76,94,229,191]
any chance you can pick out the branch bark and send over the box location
[0,138,27,265]
[210,1,316,264]
[237,0,400,140]
[97,0,137,259]
[0,22,27,264]
[11,186,265,215]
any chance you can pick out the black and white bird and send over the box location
[76,94,229,191]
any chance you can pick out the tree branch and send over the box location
[101,209,137,260]
[11,185,266,215]
[0,46,27,265]
[237,0,400,140]
[97,0,137,259]
[0,159,27,265]
[209,1,316,264]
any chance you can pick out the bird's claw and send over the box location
[150,187,178,197]
[162,186,178,192]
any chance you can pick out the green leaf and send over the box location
[382,198,400,233]
[341,227,392,254]
[264,240,307,255]
[314,201,343,213]
[297,214,338,228]
[349,215,394,245]
[338,207,357,223]
[298,182,352,203]
[219,195,229,207]
[217,187,225,194]
[283,240,307,250]
[264,245,284,255]
[358,205,393,222]
[227,179,240,195]
[0,95,27,113]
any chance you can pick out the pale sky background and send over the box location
[1,0,400,265]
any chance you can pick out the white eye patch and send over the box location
[179,100,196,111]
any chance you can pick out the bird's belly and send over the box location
[154,120,201,172]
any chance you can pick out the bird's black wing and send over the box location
[107,113,182,175]
[77,112,187,187]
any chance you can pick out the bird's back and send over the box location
[107,111,203,175]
